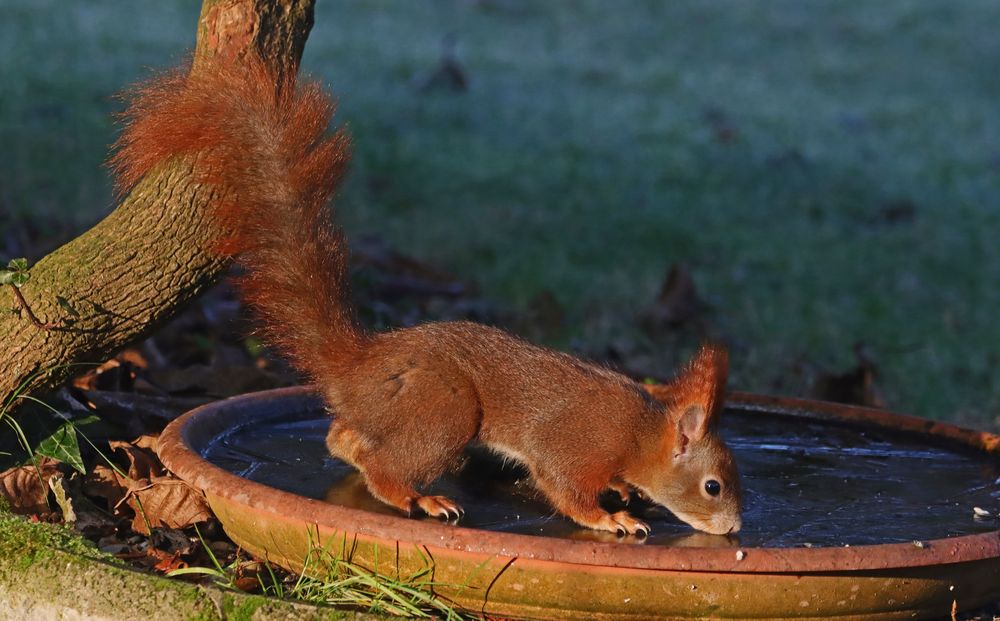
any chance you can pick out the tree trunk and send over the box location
[0,0,315,409]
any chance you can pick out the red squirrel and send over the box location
[110,56,742,537]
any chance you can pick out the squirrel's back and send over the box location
[337,322,660,467]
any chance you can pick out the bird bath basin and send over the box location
[158,387,1000,620]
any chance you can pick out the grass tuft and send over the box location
[172,526,472,619]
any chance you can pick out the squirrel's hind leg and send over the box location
[326,420,424,512]
[324,371,480,521]
[325,419,367,465]
[353,454,465,521]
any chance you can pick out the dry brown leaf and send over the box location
[0,458,62,515]
[152,550,188,574]
[234,576,260,592]
[131,434,158,452]
[117,348,149,369]
[71,501,119,539]
[109,436,164,480]
[414,35,468,93]
[231,560,268,592]
[83,436,212,536]
[122,545,185,572]
[71,348,145,392]
[72,358,122,391]
[126,476,212,535]
[641,264,707,331]
[82,464,131,511]
[811,344,887,408]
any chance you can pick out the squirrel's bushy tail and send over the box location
[109,57,365,380]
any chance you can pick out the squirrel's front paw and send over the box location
[599,511,650,538]
[415,495,464,521]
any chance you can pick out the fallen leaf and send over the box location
[0,458,61,515]
[812,344,886,408]
[234,575,260,592]
[231,560,268,592]
[414,34,468,93]
[83,464,130,512]
[109,435,164,480]
[120,543,188,573]
[72,351,143,392]
[126,476,212,535]
[152,550,188,574]
[82,435,212,535]
[641,264,707,331]
[71,500,119,539]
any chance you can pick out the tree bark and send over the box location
[0,0,315,409]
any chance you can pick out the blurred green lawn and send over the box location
[1,1,998,424]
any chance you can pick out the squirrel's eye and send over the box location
[704,479,721,496]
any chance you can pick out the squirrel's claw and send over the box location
[416,495,464,522]
[601,511,650,538]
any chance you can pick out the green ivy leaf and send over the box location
[34,415,99,474]
[8,258,28,271]
[1,258,30,287]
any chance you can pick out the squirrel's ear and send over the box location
[673,405,708,457]
[660,344,729,445]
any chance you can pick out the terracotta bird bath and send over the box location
[158,387,1000,620]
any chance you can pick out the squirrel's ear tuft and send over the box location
[661,344,729,441]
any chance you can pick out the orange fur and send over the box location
[110,56,742,536]
[644,344,729,432]
[110,57,364,379]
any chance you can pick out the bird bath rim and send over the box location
[157,386,1000,574]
